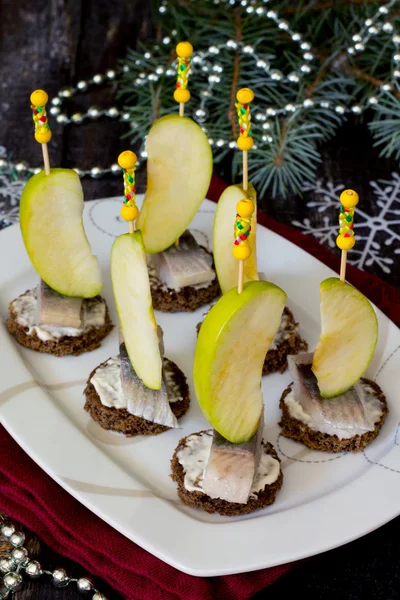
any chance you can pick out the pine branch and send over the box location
[349,66,400,97]
[117,0,400,199]
[369,89,400,160]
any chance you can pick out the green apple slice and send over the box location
[312,277,378,398]
[213,183,258,294]
[137,114,212,253]
[20,169,102,298]
[194,281,287,443]
[111,231,162,390]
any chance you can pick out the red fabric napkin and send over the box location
[0,176,399,600]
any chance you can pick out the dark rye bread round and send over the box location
[7,290,113,357]
[151,277,220,313]
[279,378,389,453]
[150,248,220,313]
[171,431,283,516]
[84,357,190,436]
[196,306,308,376]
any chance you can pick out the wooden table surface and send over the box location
[1,1,399,599]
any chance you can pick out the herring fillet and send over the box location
[152,230,215,289]
[288,353,373,434]
[202,411,264,504]
[119,330,178,428]
[37,280,82,328]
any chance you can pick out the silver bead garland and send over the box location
[0,514,108,600]
[53,568,69,587]
[0,558,15,574]
[9,531,25,547]
[25,560,41,579]
[0,0,398,177]
[77,577,93,592]
[0,524,14,540]
[11,547,28,564]
[346,0,397,56]
[3,572,23,593]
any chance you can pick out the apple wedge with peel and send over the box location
[312,277,378,398]
[194,281,287,443]
[20,169,102,298]
[213,184,258,294]
[137,115,212,253]
[111,231,162,390]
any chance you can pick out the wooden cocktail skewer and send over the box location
[118,151,139,234]
[336,189,359,282]
[173,41,193,245]
[30,90,52,175]
[233,88,255,293]
[31,89,82,321]
[174,41,193,117]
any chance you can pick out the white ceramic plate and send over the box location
[1,197,400,577]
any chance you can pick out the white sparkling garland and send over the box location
[0,515,107,599]
[347,0,397,56]
[0,0,398,178]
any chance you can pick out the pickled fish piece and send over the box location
[119,335,178,428]
[288,354,373,434]
[152,231,215,289]
[202,412,264,504]
[37,280,82,328]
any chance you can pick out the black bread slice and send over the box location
[171,431,283,516]
[7,290,113,357]
[279,378,388,453]
[84,357,190,436]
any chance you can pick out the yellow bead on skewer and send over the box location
[233,244,252,261]
[237,137,254,151]
[118,151,138,233]
[336,234,355,251]
[174,41,193,114]
[121,204,139,222]
[336,189,359,281]
[236,198,255,218]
